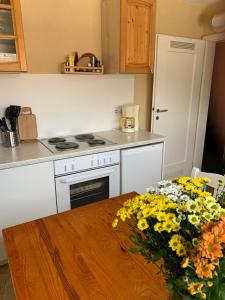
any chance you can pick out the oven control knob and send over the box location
[109,157,112,163]
[97,159,100,165]
[103,158,106,164]
[64,165,67,172]
[91,160,94,167]
[71,164,75,171]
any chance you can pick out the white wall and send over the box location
[0,74,134,138]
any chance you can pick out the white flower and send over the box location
[146,186,155,193]
[157,180,173,188]
[167,194,178,201]
[180,195,190,202]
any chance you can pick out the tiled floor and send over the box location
[0,265,15,300]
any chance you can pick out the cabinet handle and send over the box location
[156,109,168,113]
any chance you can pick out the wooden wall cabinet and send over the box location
[0,0,27,72]
[102,0,156,74]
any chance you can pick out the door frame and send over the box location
[193,33,225,168]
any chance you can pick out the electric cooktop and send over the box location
[40,133,116,153]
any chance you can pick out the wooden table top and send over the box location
[3,192,169,300]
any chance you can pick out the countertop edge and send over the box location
[0,132,166,171]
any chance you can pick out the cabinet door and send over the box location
[120,0,155,74]
[0,162,57,262]
[0,0,27,72]
[121,143,163,194]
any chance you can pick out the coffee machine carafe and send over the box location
[120,104,139,133]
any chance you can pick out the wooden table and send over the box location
[3,193,169,300]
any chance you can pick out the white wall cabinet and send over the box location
[0,161,57,262]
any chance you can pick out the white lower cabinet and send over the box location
[0,161,57,262]
[121,143,164,194]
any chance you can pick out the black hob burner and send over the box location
[75,134,95,141]
[55,142,79,150]
[88,139,106,146]
[48,137,66,144]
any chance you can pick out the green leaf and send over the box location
[129,248,140,254]
[151,252,162,263]
[182,296,192,300]
[167,282,174,290]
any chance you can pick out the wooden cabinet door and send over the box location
[120,0,155,74]
[0,0,27,72]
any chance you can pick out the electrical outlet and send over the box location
[113,106,122,117]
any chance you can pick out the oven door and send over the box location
[55,165,120,212]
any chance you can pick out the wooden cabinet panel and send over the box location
[0,0,27,72]
[120,0,155,73]
[102,0,155,74]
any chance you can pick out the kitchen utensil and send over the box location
[11,105,21,131]
[1,130,19,147]
[5,106,12,130]
[17,107,38,141]
[2,117,9,131]
[0,119,6,131]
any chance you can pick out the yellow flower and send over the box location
[202,212,212,221]
[188,214,200,226]
[202,177,210,183]
[116,207,129,221]
[164,213,176,222]
[168,234,187,256]
[186,200,198,212]
[162,221,174,233]
[112,218,119,228]
[192,178,204,188]
[181,257,189,268]
[200,293,207,299]
[154,222,164,232]
[192,238,199,247]
[176,246,186,257]
[185,184,195,191]
[137,211,143,220]
[188,282,203,295]
[207,281,213,287]
[177,177,190,185]
[142,207,152,218]
[169,235,182,250]
[199,191,212,198]
[137,218,149,231]
[156,212,167,221]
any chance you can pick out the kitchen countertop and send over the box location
[0,130,166,170]
[3,192,169,300]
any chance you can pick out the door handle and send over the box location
[156,109,168,113]
[59,168,116,184]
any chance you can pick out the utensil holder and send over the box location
[1,131,20,147]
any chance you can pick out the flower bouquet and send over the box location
[112,176,225,299]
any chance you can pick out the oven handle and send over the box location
[58,168,116,184]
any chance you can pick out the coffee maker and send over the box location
[120,104,139,133]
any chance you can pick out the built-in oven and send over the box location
[55,150,120,212]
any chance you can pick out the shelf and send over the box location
[62,64,104,75]
[0,34,16,39]
[0,4,12,10]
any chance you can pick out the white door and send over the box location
[151,34,205,179]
